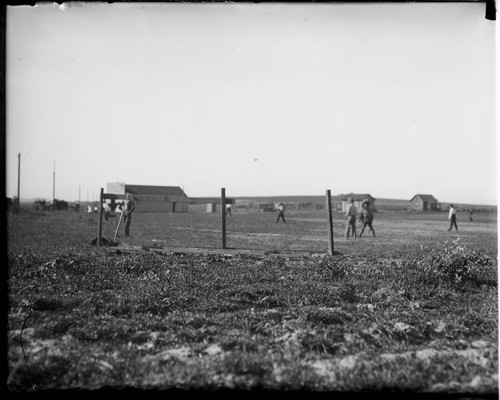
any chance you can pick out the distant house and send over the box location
[341,194,376,213]
[189,197,235,213]
[410,194,440,211]
[106,182,189,213]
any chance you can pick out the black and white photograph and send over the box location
[5,0,498,395]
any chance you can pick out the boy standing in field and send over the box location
[276,202,286,223]
[123,199,136,237]
[448,204,458,231]
[359,199,376,238]
[345,197,357,239]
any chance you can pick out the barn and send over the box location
[410,194,440,211]
[106,182,189,213]
[341,194,376,213]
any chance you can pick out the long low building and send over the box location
[189,197,235,213]
[106,182,189,213]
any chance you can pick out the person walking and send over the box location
[345,197,358,239]
[225,203,232,216]
[359,199,376,238]
[123,199,136,237]
[276,202,286,224]
[448,204,458,231]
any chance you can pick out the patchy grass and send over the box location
[6,208,498,394]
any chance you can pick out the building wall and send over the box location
[175,202,189,213]
[206,203,217,213]
[412,197,439,211]
[429,202,440,211]
[412,198,424,211]
[133,200,189,213]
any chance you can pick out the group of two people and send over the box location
[103,199,136,237]
[345,197,375,240]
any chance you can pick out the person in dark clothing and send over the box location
[276,202,286,223]
[344,197,358,239]
[448,204,458,231]
[123,199,136,237]
[359,200,376,238]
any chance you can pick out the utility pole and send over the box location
[52,161,56,201]
[326,189,334,255]
[221,187,226,249]
[16,153,20,214]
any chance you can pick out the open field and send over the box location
[6,206,498,395]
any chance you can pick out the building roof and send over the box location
[341,193,376,201]
[125,184,188,197]
[410,194,438,202]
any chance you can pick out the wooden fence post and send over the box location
[221,188,226,249]
[326,189,334,255]
[97,188,103,246]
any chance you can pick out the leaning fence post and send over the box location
[97,188,103,246]
[221,187,226,249]
[326,189,334,255]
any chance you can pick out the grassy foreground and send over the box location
[6,208,498,395]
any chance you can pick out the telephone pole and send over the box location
[52,161,55,201]
[15,153,20,213]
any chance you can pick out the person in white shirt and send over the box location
[448,204,458,231]
[345,197,358,239]
[276,202,286,223]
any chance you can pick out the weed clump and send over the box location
[426,238,496,287]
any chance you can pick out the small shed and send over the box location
[410,194,440,211]
[341,194,376,213]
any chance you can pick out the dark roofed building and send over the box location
[410,194,440,211]
[106,182,189,213]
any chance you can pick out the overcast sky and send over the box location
[6,2,497,205]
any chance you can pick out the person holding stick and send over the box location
[123,198,136,237]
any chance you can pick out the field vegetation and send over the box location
[6,202,498,395]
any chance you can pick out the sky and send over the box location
[5,2,498,205]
